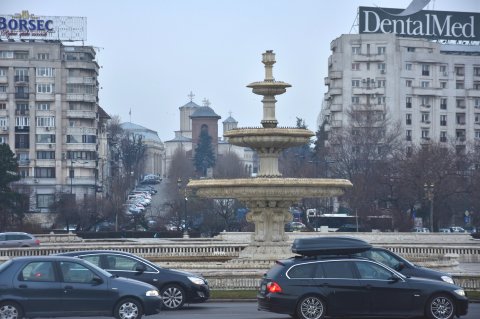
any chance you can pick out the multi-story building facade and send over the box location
[0,41,108,217]
[321,33,480,153]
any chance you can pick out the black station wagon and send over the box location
[258,237,468,319]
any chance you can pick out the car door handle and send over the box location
[19,284,27,289]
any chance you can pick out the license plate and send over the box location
[260,283,266,293]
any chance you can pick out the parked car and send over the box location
[292,236,454,284]
[450,226,466,233]
[140,174,161,185]
[354,246,454,284]
[0,255,161,319]
[57,250,210,310]
[0,232,40,248]
[258,241,468,319]
[284,222,307,232]
[439,228,451,233]
[412,227,430,233]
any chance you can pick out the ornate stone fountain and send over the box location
[188,50,352,261]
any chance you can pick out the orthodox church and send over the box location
[163,93,257,177]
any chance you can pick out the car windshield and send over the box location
[0,259,13,273]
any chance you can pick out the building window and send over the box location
[352,79,360,87]
[406,80,412,87]
[377,46,386,54]
[475,130,480,139]
[475,113,480,124]
[406,96,412,108]
[440,131,447,142]
[440,65,447,74]
[456,81,464,89]
[37,53,49,60]
[421,113,430,123]
[82,135,96,143]
[14,51,29,59]
[440,81,447,89]
[0,85,6,93]
[377,96,386,104]
[66,135,81,143]
[352,63,360,71]
[0,117,8,127]
[421,130,430,139]
[67,84,94,94]
[475,98,480,108]
[473,82,480,90]
[406,130,412,141]
[454,65,465,76]
[456,98,466,109]
[0,51,14,59]
[377,80,386,88]
[34,167,55,178]
[15,116,29,127]
[352,46,360,54]
[36,83,54,93]
[440,98,447,110]
[440,115,447,126]
[0,68,7,76]
[406,114,412,125]
[36,103,50,110]
[405,63,412,71]
[36,67,55,77]
[421,81,430,88]
[67,151,96,160]
[407,47,415,52]
[37,151,55,159]
[352,96,360,104]
[15,134,29,148]
[36,117,55,127]
[0,103,6,110]
[37,194,55,208]
[422,64,430,76]
[474,67,480,76]
[378,63,386,71]
[36,134,56,143]
[0,136,7,144]
[421,97,431,106]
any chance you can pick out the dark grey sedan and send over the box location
[0,256,162,319]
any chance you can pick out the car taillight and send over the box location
[266,281,282,293]
[35,239,40,245]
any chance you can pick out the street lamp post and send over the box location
[177,178,189,238]
[424,183,434,232]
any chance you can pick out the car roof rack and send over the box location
[292,236,372,257]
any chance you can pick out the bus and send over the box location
[308,213,393,232]
[308,213,359,232]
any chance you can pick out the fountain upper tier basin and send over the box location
[224,127,314,149]
[188,178,353,201]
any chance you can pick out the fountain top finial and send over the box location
[262,50,276,81]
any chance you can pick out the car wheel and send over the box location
[161,284,185,310]
[426,294,455,319]
[296,295,326,319]
[114,298,143,319]
[0,301,24,319]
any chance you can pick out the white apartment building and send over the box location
[0,40,109,215]
[321,33,480,153]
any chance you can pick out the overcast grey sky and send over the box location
[2,0,478,141]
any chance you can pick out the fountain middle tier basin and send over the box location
[223,128,314,150]
[188,178,353,200]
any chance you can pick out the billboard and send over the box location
[0,10,86,41]
[359,6,480,42]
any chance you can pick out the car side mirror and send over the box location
[135,263,146,273]
[91,276,103,285]
[388,275,400,283]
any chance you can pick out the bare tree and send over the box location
[214,151,248,178]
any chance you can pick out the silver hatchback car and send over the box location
[0,232,40,248]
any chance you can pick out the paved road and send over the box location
[53,301,480,319]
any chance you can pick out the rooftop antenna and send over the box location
[350,7,359,34]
